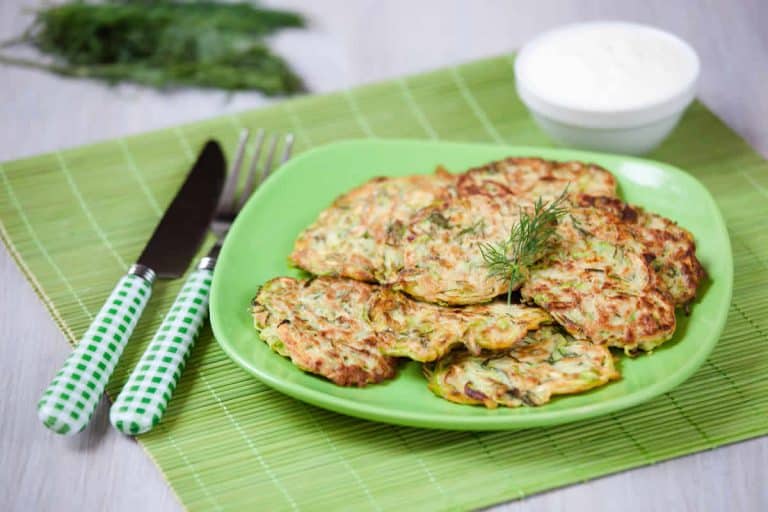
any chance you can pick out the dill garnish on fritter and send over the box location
[479,188,569,303]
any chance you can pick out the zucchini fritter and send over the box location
[289,171,454,282]
[521,204,677,352]
[252,277,398,386]
[369,287,552,362]
[393,193,518,304]
[457,157,617,200]
[425,327,619,408]
[574,194,705,306]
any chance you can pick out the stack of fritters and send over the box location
[253,277,552,385]
[252,157,704,407]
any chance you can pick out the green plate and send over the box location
[210,139,732,430]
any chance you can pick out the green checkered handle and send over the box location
[37,265,155,435]
[110,263,213,435]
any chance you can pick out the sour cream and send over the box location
[515,22,700,154]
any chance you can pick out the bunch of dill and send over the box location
[0,1,305,95]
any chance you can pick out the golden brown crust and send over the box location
[391,193,516,304]
[252,277,551,381]
[252,277,398,387]
[457,157,617,201]
[425,326,619,408]
[521,203,677,352]
[573,194,706,306]
[289,172,454,282]
[369,287,551,362]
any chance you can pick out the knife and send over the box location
[37,141,225,435]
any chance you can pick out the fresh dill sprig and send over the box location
[479,188,569,303]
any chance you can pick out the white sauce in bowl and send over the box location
[516,22,700,128]
[518,23,698,111]
[514,22,700,153]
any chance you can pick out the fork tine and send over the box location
[218,129,250,213]
[258,134,280,186]
[236,129,266,210]
[258,133,294,186]
[280,134,295,164]
[236,132,276,211]
[234,132,295,211]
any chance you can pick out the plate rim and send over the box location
[210,138,733,430]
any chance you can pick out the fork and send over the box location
[110,129,294,435]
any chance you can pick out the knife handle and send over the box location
[37,266,155,435]
[110,265,213,435]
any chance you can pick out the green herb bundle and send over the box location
[0,1,305,95]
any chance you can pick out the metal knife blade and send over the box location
[137,140,225,278]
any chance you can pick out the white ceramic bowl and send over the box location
[515,22,700,155]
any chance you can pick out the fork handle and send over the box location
[110,265,213,435]
[37,266,154,435]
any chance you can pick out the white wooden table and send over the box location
[2,1,766,511]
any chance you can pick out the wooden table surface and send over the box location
[2,1,766,511]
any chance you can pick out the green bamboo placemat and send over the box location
[2,54,767,511]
